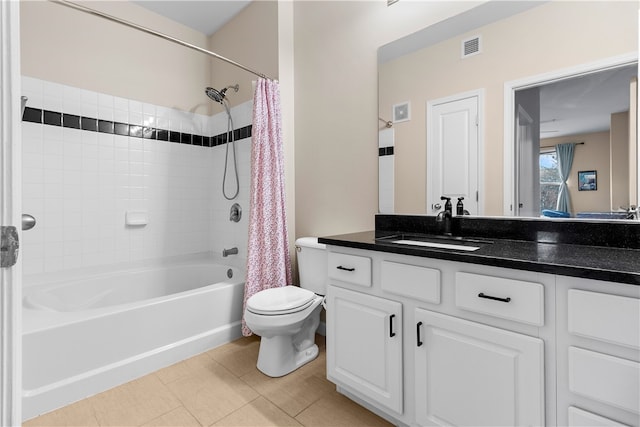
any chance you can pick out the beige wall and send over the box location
[22,1,638,244]
[379,1,638,216]
[20,0,211,114]
[541,132,611,215]
[208,1,279,113]
[611,111,631,210]
[292,0,482,238]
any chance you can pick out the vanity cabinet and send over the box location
[556,276,640,427]
[326,284,403,414]
[325,246,553,426]
[414,309,544,426]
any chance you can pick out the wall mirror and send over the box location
[378,0,639,222]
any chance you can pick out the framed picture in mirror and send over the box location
[578,170,597,191]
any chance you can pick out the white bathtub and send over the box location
[22,257,245,421]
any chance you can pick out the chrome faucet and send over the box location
[436,196,453,236]
[222,247,238,257]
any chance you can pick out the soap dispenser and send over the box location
[456,197,465,216]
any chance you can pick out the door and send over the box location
[414,309,544,426]
[427,92,481,215]
[326,286,403,414]
[514,87,541,216]
[0,0,23,424]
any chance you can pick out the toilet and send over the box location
[244,237,327,377]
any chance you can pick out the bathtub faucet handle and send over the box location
[223,247,239,257]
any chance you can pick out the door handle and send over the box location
[478,292,511,303]
[432,203,442,210]
[416,321,423,347]
[389,314,396,338]
[22,214,36,231]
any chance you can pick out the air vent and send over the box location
[462,35,481,58]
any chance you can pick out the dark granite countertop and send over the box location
[319,230,640,286]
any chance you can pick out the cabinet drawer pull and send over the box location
[390,314,396,337]
[416,321,423,347]
[478,292,511,303]
[336,265,355,272]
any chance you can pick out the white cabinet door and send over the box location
[327,285,403,414]
[414,309,544,426]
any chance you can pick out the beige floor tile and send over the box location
[155,352,214,385]
[22,334,388,427]
[141,406,201,426]
[22,398,99,427]
[91,374,182,426]
[212,396,302,427]
[295,392,394,427]
[241,364,335,417]
[207,335,261,377]
[166,359,259,426]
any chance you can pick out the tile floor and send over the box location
[24,335,394,427]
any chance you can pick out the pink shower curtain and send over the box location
[242,78,293,336]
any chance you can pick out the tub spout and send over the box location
[223,247,238,257]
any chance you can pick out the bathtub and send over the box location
[22,256,245,421]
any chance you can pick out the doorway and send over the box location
[504,54,639,216]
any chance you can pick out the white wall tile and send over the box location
[21,77,253,275]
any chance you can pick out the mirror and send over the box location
[378,1,639,221]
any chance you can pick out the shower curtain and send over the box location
[242,78,292,336]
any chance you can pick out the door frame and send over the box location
[426,89,485,215]
[503,52,639,216]
[0,0,23,424]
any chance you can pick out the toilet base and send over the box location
[257,336,319,377]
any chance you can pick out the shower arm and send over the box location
[49,0,271,81]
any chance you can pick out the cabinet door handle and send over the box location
[336,265,355,272]
[389,314,396,337]
[478,292,511,303]
[416,321,423,347]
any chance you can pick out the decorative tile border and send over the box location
[23,106,252,147]
[378,146,394,156]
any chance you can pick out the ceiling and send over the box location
[132,0,252,36]
[538,64,637,139]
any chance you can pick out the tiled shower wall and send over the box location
[21,77,252,276]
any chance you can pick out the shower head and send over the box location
[205,84,239,103]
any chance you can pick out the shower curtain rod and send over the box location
[50,0,271,80]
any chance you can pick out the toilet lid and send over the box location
[247,286,316,315]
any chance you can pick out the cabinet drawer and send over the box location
[381,261,440,304]
[328,252,372,287]
[455,272,544,326]
[568,406,629,427]
[568,289,640,350]
[569,346,640,414]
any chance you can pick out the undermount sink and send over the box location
[376,234,492,252]
[390,239,481,251]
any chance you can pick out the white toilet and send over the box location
[244,237,327,377]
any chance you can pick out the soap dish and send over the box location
[125,211,148,226]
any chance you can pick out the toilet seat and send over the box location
[247,286,316,315]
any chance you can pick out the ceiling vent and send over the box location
[462,35,481,58]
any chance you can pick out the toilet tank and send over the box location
[295,237,327,295]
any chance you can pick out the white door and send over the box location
[427,93,481,215]
[414,309,544,426]
[0,1,23,424]
[327,286,403,414]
